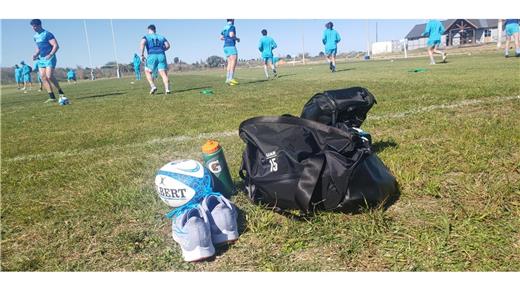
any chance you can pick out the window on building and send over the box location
[484,29,491,37]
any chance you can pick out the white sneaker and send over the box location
[44,98,56,103]
[149,87,157,95]
[171,205,215,262]
[201,194,239,245]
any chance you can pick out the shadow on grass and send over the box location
[234,168,401,221]
[243,79,269,85]
[275,73,297,79]
[372,139,398,153]
[175,86,214,93]
[334,68,355,73]
[78,92,125,99]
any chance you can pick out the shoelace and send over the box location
[165,190,222,219]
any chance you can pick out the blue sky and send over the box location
[1,19,425,68]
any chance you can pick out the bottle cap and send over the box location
[202,140,220,154]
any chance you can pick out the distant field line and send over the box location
[4,95,518,163]
[4,131,237,163]
[371,95,519,120]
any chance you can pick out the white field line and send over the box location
[370,95,520,121]
[4,131,237,162]
[4,95,519,163]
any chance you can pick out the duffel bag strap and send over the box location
[295,155,325,212]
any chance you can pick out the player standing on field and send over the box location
[258,29,278,79]
[503,19,520,58]
[133,53,141,80]
[322,21,341,73]
[20,61,33,92]
[14,65,22,90]
[221,19,240,85]
[30,19,68,103]
[140,24,171,95]
[422,19,447,65]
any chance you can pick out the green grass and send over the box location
[1,52,519,271]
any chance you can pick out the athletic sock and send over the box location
[273,68,277,75]
[264,66,269,78]
[516,48,520,54]
[504,49,509,56]
[226,71,231,82]
[49,92,56,99]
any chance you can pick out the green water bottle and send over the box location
[202,140,235,197]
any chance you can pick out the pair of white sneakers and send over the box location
[171,194,239,262]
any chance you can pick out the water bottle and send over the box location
[201,140,235,197]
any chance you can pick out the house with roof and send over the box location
[405,19,499,50]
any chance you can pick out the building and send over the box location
[371,40,404,55]
[405,19,499,50]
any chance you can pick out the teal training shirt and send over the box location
[322,28,341,50]
[422,20,445,41]
[143,33,168,54]
[258,36,277,58]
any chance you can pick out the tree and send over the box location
[319,51,325,57]
[173,57,180,64]
[206,55,226,68]
[286,54,292,59]
[101,61,117,69]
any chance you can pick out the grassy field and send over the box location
[1,52,519,271]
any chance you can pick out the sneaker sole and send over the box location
[212,229,239,245]
[182,244,215,262]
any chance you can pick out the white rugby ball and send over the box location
[155,159,210,208]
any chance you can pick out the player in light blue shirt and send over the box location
[133,53,141,80]
[322,22,341,72]
[258,29,278,79]
[14,65,23,90]
[140,24,171,94]
[422,19,447,64]
[220,19,240,85]
[20,61,33,91]
[30,19,67,103]
[503,19,520,57]
[67,69,77,83]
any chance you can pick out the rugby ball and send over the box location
[155,159,212,208]
[59,97,70,106]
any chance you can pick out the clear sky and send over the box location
[1,19,425,68]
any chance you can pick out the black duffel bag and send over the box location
[300,86,377,128]
[239,115,397,214]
